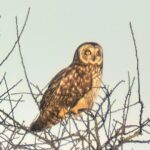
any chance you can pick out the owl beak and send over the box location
[92,55,96,61]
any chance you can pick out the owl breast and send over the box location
[91,66,101,101]
[70,65,102,113]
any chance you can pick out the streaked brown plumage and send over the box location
[30,42,103,132]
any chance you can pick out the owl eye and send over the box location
[96,50,101,56]
[84,49,91,56]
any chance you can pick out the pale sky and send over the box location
[0,0,150,149]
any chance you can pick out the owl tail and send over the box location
[30,116,46,132]
[30,111,61,132]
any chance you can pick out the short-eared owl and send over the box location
[30,42,103,131]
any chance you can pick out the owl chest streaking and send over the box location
[30,42,103,132]
[69,64,101,115]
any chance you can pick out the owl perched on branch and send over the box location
[30,42,103,132]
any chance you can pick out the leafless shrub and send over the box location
[0,8,149,150]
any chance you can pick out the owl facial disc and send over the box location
[77,42,103,65]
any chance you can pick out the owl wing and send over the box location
[39,65,92,112]
[39,68,68,110]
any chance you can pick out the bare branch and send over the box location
[0,8,30,66]
[15,16,39,108]
[129,22,144,134]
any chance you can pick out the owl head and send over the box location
[73,42,103,66]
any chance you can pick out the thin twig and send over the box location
[129,22,144,134]
[0,8,30,66]
[15,16,39,108]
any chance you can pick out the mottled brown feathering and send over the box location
[30,42,103,132]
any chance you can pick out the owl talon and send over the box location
[58,108,68,118]
[70,107,78,115]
